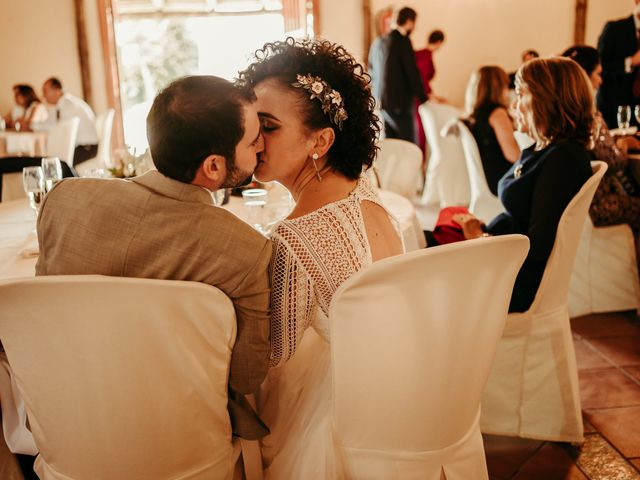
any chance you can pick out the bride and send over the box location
[238,38,404,478]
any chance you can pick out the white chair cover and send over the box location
[569,217,640,317]
[0,353,38,455]
[46,118,79,166]
[455,120,505,220]
[330,235,530,480]
[75,109,115,175]
[418,102,469,207]
[0,275,239,480]
[375,139,423,200]
[481,161,608,442]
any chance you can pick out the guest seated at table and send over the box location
[463,66,520,194]
[562,45,640,254]
[237,37,403,478]
[41,77,98,165]
[36,75,271,441]
[428,57,594,313]
[4,84,48,131]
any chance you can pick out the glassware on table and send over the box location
[242,188,268,233]
[634,105,640,126]
[22,166,45,214]
[82,168,109,179]
[617,105,631,130]
[41,157,63,192]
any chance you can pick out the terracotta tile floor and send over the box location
[485,310,640,479]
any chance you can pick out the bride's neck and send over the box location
[285,167,357,218]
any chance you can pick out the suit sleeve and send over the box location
[598,21,629,76]
[226,239,272,394]
[401,38,427,103]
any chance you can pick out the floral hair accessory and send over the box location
[292,73,348,130]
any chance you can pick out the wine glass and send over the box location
[22,166,45,215]
[41,157,63,192]
[617,105,631,130]
[634,105,640,126]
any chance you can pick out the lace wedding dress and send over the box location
[258,176,402,479]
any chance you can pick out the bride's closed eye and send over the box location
[260,119,278,133]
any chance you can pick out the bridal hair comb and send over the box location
[292,74,348,130]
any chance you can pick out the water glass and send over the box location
[22,166,45,214]
[242,188,268,233]
[617,105,631,130]
[41,157,63,192]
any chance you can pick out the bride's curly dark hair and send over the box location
[237,37,379,180]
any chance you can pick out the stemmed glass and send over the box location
[22,166,45,215]
[634,105,640,126]
[41,157,63,192]
[617,105,631,130]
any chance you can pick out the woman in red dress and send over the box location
[415,30,445,153]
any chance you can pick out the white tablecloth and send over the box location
[0,131,47,157]
[0,200,38,280]
[0,187,425,281]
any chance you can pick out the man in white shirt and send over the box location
[42,77,99,165]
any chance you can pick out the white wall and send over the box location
[0,0,107,116]
[585,0,632,47]
[0,0,632,116]
[321,0,633,107]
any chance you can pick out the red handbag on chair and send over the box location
[432,206,470,245]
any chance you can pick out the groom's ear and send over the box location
[191,154,227,189]
[311,127,335,158]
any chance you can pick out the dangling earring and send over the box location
[311,153,322,182]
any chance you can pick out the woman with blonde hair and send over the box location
[464,66,520,194]
[448,57,594,312]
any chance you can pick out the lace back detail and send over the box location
[269,177,388,367]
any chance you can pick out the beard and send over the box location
[220,158,255,188]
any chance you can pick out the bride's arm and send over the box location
[269,232,317,368]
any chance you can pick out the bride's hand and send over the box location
[452,213,485,239]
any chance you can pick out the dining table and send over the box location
[0,182,426,281]
[0,130,47,157]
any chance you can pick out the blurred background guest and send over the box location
[508,49,540,90]
[381,6,426,144]
[596,2,640,128]
[41,77,98,165]
[563,45,640,260]
[3,84,48,131]
[463,66,520,195]
[367,6,393,110]
[415,29,446,153]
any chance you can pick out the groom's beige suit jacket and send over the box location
[35,170,272,439]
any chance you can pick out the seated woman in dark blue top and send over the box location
[463,66,520,195]
[451,57,595,312]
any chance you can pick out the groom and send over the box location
[35,76,271,440]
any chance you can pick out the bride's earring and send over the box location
[311,153,322,182]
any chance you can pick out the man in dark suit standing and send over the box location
[381,7,427,144]
[597,0,640,128]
